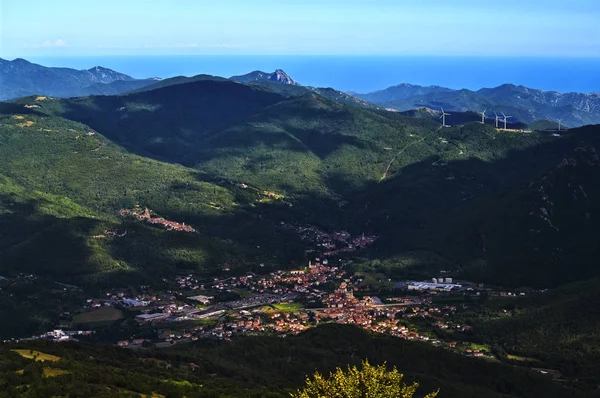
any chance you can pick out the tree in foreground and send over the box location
[291,360,438,398]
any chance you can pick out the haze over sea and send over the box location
[28,55,600,94]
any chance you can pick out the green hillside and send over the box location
[195,94,440,197]
[1,324,590,398]
[15,80,283,164]
[466,279,600,386]
[0,106,306,285]
[127,74,229,94]
[8,81,599,289]
[351,123,600,287]
[3,73,600,397]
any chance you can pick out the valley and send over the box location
[1,63,600,397]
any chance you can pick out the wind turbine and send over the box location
[502,112,512,130]
[440,108,450,127]
[558,119,563,131]
[479,109,487,124]
[494,112,499,128]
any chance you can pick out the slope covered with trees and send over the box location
[1,325,591,398]
[7,81,600,288]
[0,103,307,286]
[351,124,600,287]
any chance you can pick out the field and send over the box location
[72,306,124,326]
[264,302,305,313]
[232,289,255,298]
[13,350,60,362]
[507,354,540,363]
[42,368,71,378]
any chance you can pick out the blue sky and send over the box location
[1,0,599,57]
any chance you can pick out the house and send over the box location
[117,340,129,347]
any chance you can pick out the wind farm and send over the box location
[431,107,540,133]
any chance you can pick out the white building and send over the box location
[188,295,214,305]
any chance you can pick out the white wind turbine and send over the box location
[440,108,450,127]
[558,119,563,131]
[494,112,500,128]
[479,109,487,124]
[502,112,512,130]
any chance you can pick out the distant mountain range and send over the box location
[127,69,376,109]
[3,57,600,127]
[355,83,600,127]
[0,58,373,109]
[0,58,161,99]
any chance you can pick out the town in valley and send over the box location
[5,224,538,364]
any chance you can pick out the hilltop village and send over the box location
[120,206,197,233]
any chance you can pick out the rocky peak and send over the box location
[272,69,297,85]
[86,66,134,83]
[230,69,299,86]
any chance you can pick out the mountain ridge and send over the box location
[356,82,600,127]
[0,57,155,100]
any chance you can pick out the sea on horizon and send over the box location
[24,55,600,94]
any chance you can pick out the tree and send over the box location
[291,360,439,398]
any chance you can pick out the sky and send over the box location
[1,0,600,58]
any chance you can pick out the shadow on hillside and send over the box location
[0,102,47,117]
[193,127,370,167]
[0,194,102,283]
[174,323,582,398]
[54,80,285,165]
[347,126,600,287]
[104,207,310,282]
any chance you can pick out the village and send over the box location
[119,206,197,233]
[46,250,510,360]
[9,224,529,361]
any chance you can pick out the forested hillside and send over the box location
[1,324,592,398]
[0,103,306,286]
[6,81,600,288]
[352,124,600,287]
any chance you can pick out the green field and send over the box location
[72,306,124,326]
[42,368,71,378]
[265,302,305,313]
[507,354,540,363]
[13,350,60,362]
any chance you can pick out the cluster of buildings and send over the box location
[95,261,480,351]
[11,329,94,343]
[37,216,513,359]
[27,258,499,362]
[119,206,196,233]
[396,277,463,292]
[117,338,149,347]
[206,260,344,300]
[280,223,378,257]
[92,229,128,239]
[317,282,459,342]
